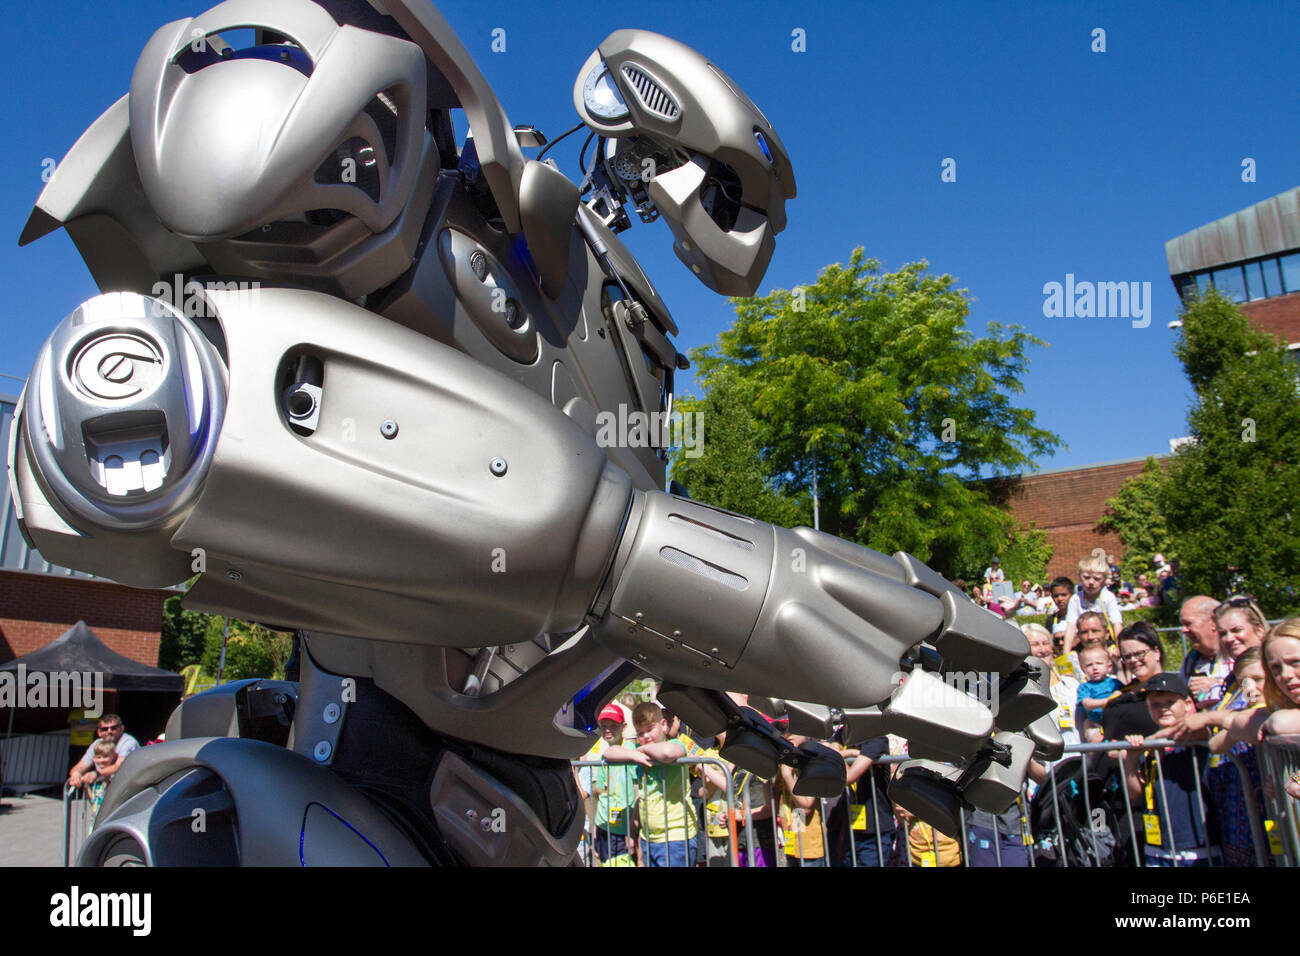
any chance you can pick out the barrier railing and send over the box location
[1257,734,1300,866]
[62,784,96,867]
[573,735,1295,867]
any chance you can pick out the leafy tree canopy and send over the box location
[1096,457,1177,583]
[673,249,1061,577]
[1158,290,1300,614]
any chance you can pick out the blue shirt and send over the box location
[1077,676,1124,723]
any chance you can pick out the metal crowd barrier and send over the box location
[62,784,96,867]
[573,735,1296,867]
[1258,734,1300,866]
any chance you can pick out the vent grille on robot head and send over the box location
[620,63,680,120]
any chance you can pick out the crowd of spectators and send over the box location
[576,550,1300,867]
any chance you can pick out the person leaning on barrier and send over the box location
[832,734,895,867]
[1202,618,1300,799]
[603,701,697,867]
[776,731,828,867]
[67,715,140,789]
[1178,595,1229,711]
[1122,672,1222,867]
[590,703,638,866]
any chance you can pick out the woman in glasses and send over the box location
[1099,623,1166,741]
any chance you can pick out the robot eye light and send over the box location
[754,131,773,165]
[582,64,629,121]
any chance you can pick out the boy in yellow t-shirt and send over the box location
[603,701,697,867]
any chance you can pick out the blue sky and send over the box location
[2,0,1297,472]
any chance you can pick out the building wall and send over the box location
[1241,292,1300,346]
[1003,457,1163,581]
[0,570,166,666]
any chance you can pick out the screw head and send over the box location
[465,809,478,821]
[313,741,332,761]
[479,817,493,831]
[323,702,340,724]
[227,569,243,582]
[489,457,508,476]
[380,420,399,439]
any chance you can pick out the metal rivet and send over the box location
[465,809,478,821]
[227,569,242,581]
[323,703,340,724]
[710,647,719,654]
[634,612,644,621]
[479,817,493,831]
[314,741,332,761]
[489,457,508,476]
[380,420,398,439]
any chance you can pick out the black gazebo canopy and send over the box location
[0,620,183,693]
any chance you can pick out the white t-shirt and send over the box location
[1065,587,1123,635]
[81,732,140,768]
[984,566,1005,583]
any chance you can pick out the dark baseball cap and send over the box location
[1142,673,1191,698]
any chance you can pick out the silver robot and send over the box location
[9,0,1061,865]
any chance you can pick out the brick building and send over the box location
[999,455,1165,581]
[0,393,168,668]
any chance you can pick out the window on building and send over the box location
[1212,265,1246,302]
[1280,252,1300,295]
[1244,260,1268,300]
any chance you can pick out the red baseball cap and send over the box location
[598,704,624,724]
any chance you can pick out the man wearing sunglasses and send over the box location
[66,714,140,789]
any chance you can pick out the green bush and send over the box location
[200,619,288,681]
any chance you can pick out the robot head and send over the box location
[128,0,435,297]
[574,29,796,297]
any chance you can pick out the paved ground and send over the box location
[0,789,70,867]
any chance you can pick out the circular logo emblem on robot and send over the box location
[72,333,163,401]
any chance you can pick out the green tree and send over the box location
[1095,457,1177,582]
[991,524,1054,589]
[673,249,1061,577]
[1159,290,1300,614]
[672,371,807,527]
[201,618,294,681]
[158,585,209,672]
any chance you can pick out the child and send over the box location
[85,738,117,832]
[1077,644,1124,739]
[603,701,698,867]
[1044,577,1074,645]
[776,732,827,866]
[591,703,637,866]
[1064,552,1123,652]
[1123,673,1221,866]
[694,732,734,867]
